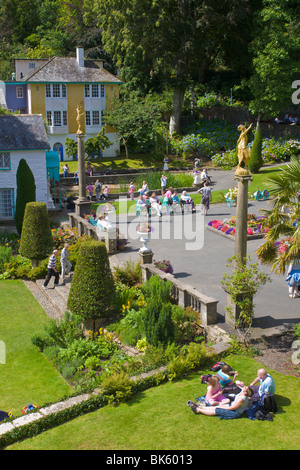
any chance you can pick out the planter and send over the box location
[137,231,152,253]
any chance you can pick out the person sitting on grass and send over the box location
[205,376,231,406]
[187,386,254,420]
[216,364,239,393]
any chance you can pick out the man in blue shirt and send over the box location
[250,368,275,397]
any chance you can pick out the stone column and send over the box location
[75,131,90,218]
[233,174,253,260]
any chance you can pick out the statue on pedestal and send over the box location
[76,105,84,134]
[235,123,253,176]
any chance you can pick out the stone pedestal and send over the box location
[75,131,90,217]
[139,250,154,265]
[233,174,253,260]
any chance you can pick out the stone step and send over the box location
[36,279,69,318]
[23,280,63,321]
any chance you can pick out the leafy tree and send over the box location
[247,0,300,118]
[19,202,53,266]
[248,123,263,173]
[257,156,300,274]
[65,137,78,160]
[15,159,36,236]
[96,0,253,134]
[104,92,161,157]
[84,128,112,159]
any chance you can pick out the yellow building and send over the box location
[21,47,123,161]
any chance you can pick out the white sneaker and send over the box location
[42,285,47,290]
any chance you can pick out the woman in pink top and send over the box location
[205,376,230,406]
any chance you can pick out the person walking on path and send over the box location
[129,182,135,200]
[60,243,72,285]
[95,179,102,201]
[161,174,167,196]
[198,182,212,215]
[43,250,59,289]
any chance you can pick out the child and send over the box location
[205,376,230,406]
[128,182,135,200]
[216,364,239,393]
[86,184,94,200]
[101,186,109,200]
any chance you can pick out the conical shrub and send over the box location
[249,123,263,173]
[15,158,36,235]
[67,240,117,321]
[19,202,53,263]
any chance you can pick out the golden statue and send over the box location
[235,123,253,176]
[76,105,84,134]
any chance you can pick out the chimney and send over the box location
[76,47,85,67]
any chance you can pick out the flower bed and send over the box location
[207,214,269,239]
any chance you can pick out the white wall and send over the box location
[0,150,48,218]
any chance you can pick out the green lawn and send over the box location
[0,280,73,415]
[6,355,300,450]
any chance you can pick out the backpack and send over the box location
[262,394,278,413]
[200,374,212,384]
[210,361,226,372]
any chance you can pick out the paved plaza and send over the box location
[110,167,299,336]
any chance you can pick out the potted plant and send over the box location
[154,259,174,274]
[221,255,271,346]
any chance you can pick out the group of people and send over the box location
[275,114,299,125]
[136,187,198,216]
[187,364,276,420]
[86,181,109,201]
[43,244,72,289]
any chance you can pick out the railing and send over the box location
[141,264,218,326]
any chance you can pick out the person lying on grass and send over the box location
[187,386,254,420]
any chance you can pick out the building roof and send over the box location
[24,56,123,84]
[0,114,50,151]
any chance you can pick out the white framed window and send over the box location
[52,84,60,98]
[63,110,68,126]
[86,110,101,126]
[46,84,51,98]
[101,84,105,97]
[29,63,36,69]
[85,111,91,126]
[85,85,90,97]
[45,84,67,98]
[53,111,61,126]
[16,87,23,98]
[0,152,10,170]
[0,189,13,218]
[47,110,68,127]
[92,84,99,97]
[46,111,52,126]
[92,111,100,125]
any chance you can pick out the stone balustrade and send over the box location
[141,264,218,326]
[67,212,117,253]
